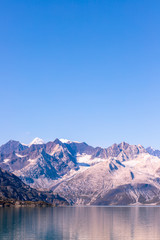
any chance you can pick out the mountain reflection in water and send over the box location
[0,206,160,240]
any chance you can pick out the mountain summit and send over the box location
[29,137,45,146]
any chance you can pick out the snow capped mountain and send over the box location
[0,138,78,189]
[1,138,160,205]
[146,146,160,158]
[29,137,45,146]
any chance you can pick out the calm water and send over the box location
[0,206,160,240]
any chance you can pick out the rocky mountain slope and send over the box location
[54,153,160,205]
[0,138,160,205]
[0,167,68,206]
[0,138,78,189]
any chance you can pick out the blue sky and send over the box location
[0,0,160,148]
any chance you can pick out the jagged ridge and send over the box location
[0,138,160,205]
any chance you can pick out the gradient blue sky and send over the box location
[0,0,160,148]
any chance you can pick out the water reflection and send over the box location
[0,207,160,240]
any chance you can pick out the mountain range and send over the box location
[1,137,160,205]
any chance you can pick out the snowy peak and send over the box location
[60,138,71,143]
[29,137,45,146]
[59,138,80,144]
[146,146,160,158]
[146,146,155,152]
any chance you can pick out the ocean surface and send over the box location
[0,206,160,240]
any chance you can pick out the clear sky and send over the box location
[0,0,160,148]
